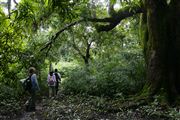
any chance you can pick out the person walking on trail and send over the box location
[26,67,40,112]
[54,68,61,95]
[47,71,56,98]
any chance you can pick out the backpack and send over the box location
[23,76,32,92]
[49,76,55,86]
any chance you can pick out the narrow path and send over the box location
[13,94,170,120]
[15,102,44,120]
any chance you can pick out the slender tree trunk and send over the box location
[49,62,53,72]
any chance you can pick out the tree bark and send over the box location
[169,0,180,95]
[143,0,180,102]
[145,0,168,94]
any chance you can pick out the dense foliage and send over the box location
[0,84,21,119]
[62,48,145,97]
[1,0,179,119]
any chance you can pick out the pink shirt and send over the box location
[47,74,56,86]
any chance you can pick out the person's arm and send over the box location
[58,73,61,78]
[58,73,61,81]
[31,74,40,90]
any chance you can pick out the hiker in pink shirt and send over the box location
[47,71,56,98]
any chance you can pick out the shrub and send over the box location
[61,51,146,97]
[0,83,21,117]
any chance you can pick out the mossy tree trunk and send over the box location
[142,0,180,102]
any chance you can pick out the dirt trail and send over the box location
[13,95,169,120]
[15,103,44,120]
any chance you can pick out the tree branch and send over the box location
[13,0,18,5]
[40,19,84,52]
[7,0,11,18]
[40,5,143,52]
[0,2,7,5]
[90,5,144,32]
[72,33,85,59]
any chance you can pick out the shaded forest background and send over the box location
[0,0,180,119]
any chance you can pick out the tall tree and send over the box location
[89,0,180,102]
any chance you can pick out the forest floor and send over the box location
[10,92,175,120]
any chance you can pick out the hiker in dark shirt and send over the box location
[54,69,61,95]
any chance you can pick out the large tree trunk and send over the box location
[171,0,180,96]
[143,0,180,102]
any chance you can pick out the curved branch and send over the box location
[88,5,144,32]
[40,4,144,52]
[86,17,114,23]
[40,19,84,52]
[13,0,18,5]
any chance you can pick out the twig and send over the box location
[40,19,84,53]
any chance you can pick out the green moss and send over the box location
[139,13,149,63]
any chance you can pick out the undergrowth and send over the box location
[0,84,22,119]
